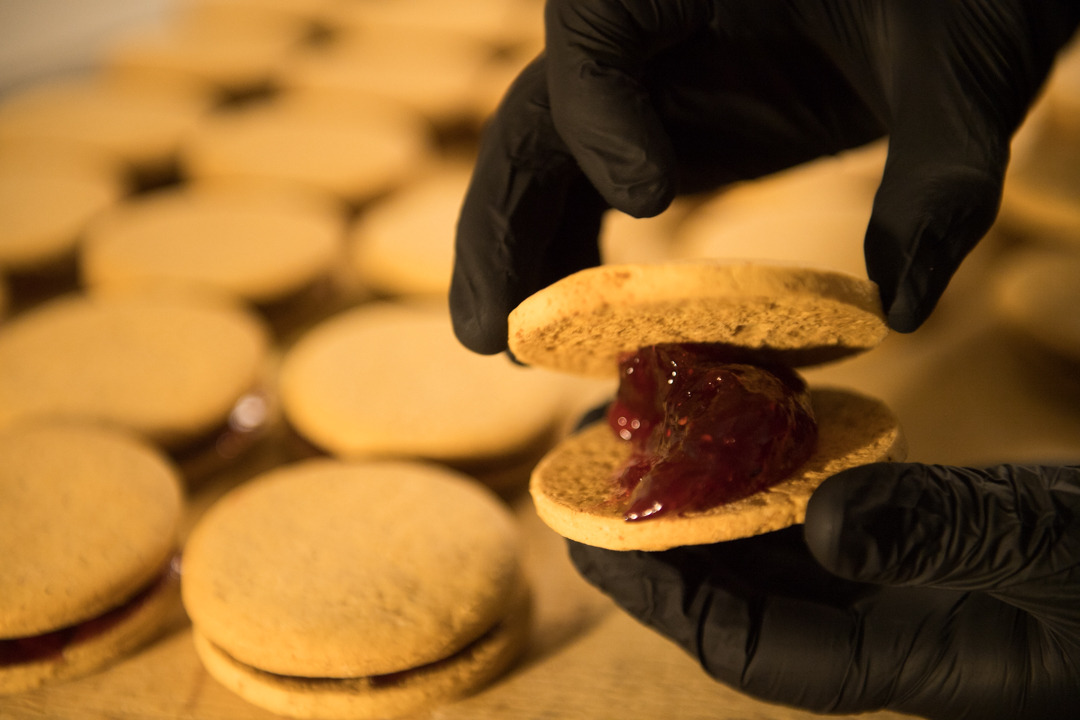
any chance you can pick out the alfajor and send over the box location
[181,458,530,719]
[81,184,345,307]
[278,301,571,467]
[513,260,907,551]
[0,292,272,474]
[0,422,183,694]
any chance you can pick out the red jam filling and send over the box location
[0,559,177,668]
[606,343,818,521]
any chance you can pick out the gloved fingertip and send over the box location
[448,292,508,356]
[802,471,851,575]
[606,175,677,220]
[804,463,918,582]
[883,289,933,334]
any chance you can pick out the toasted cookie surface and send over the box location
[508,261,888,378]
[530,388,906,550]
[0,423,182,635]
[181,458,524,678]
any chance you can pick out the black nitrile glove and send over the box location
[569,462,1080,720]
[451,0,1080,354]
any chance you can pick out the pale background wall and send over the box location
[0,0,175,91]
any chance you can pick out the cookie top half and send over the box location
[508,261,889,378]
[0,422,182,637]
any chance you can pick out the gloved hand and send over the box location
[569,462,1080,720]
[451,0,1080,354]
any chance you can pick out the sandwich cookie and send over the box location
[0,292,273,479]
[178,94,431,205]
[181,458,530,719]
[513,261,906,550]
[278,301,572,471]
[0,422,183,694]
[81,184,346,309]
[347,160,473,299]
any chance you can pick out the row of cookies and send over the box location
[0,1,600,718]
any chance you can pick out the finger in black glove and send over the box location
[451,0,1080,353]
[569,462,1080,720]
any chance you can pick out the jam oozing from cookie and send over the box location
[606,343,817,521]
[0,557,178,668]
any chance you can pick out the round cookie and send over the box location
[508,260,889,378]
[672,152,880,278]
[0,422,183,694]
[993,248,1080,365]
[0,153,123,272]
[0,76,210,174]
[998,41,1080,247]
[513,260,903,550]
[347,160,473,298]
[531,388,906,551]
[82,184,345,305]
[181,0,341,30]
[276,30,493,128]
[278,301,571,464]
[181,458,529,719]
[323,0,543,52]
[0,292,271,452]
[178,95,431,204]
[102,18,307,98]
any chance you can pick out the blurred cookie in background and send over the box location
[0,75,212,187]
[0,421,184,695]
[0,291,275,484]
[599,197,700,267]
[998,39,1080,249]
[275,27,494,142]
[0,144,126,311]
[321,0,544,56]
[347,159,473,300]
[992,246,1080,395]
[101,9,310,101]
[178,93,433,207]
[277,301,577,490]
[671,148,882,279]
[178,0,342,32]
[81,183,352,338]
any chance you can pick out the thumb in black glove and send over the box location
[451,0,1080,354]
[568,462,1080,719]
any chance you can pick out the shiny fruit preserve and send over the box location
[606,343,817,521]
